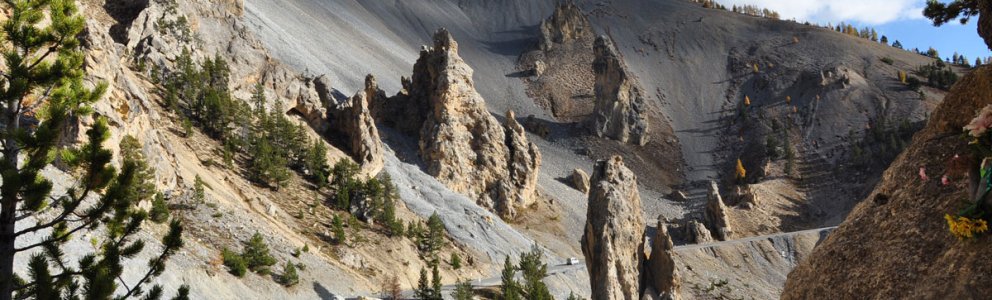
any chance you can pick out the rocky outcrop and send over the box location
[374,29,541,218]
[582,156,644,299]
[517,1,596,121]
[327,75,385,174]
[704,181,732,240]
[503,110,542,212]
[732,185,758,209]
[644,220,682,300]
[572,168,591,193]
[592,36,650,146]
[783,66,992,299]
[687,220,713,244]
[538,1,593,51]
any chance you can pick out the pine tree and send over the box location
[423,212,447,261]
[304,139,330,185]
[0,2,184,299]
[880,35,888,44]
[500,256,521,300]
[453,279,474,300]
[332,214,346,245]
[242,232,277,274]
[222,247,248,277]
[431,264,443,299]
[150,192,171,224]
[893,40,904,49]
[414,267,433,300]
[194,174,206,203]
[280,262,300,287]
[519,245,552,300]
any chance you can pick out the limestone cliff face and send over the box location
[783,66,992,299]
[582,156,644,299]
[644,220,682,300]
[375,29,541,218]
[538,1,593,52]
[328,75,385,174]
[592,36,650,146]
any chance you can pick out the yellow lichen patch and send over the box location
[946,214,989,240]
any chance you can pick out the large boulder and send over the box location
[592,36,650,146]
[373,29,541,218]
[572,168,591,193]
[581,156,645,299]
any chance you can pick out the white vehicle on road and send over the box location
[566,257,580,265]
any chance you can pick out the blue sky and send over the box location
[718,0,992,62]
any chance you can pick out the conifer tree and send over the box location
[500,256,521,300]
[0,2,184,299]
[280,262,299,287]
[452,279,473,300]
[414,267,433,300]
[242,232,277,274]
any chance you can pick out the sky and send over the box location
[717,0,992,62]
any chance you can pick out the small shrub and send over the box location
[881,57,894,65]
[150,192,170,223]
[450,253,462,269]
[280,261,300,287]
[222,248,247,277]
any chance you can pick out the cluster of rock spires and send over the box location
[592,35,651,146]
[581,156,680,300]
[538,1,594,53]
[372,29,541,218]
[326,75,386,174]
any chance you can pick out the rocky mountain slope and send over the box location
[783,65,992,299]
[16,0,972,298]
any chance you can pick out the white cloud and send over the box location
[717,0,925,25]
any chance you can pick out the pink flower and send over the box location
[942,175,950,186]
[964,105,992,137]
[919,167,928,181]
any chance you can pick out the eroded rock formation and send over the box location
[518,1,597,120]
[582,156,644,299]
[592,36,650,146]
[374,29,541,218]
[704,181,732,240]
[538,1,593,51]
[644,220,682,300]
[328,75,385,174]
[688,220,713,244]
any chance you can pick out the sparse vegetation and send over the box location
[151,192,172,223]
[917,60,958,90]
[280,262,300,287]
[222,248,248,277]
[453,279,474,300]
[243,233,278,275]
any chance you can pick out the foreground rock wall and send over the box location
[581,156,645,299]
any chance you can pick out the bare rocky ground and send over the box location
[12,0,973,299]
